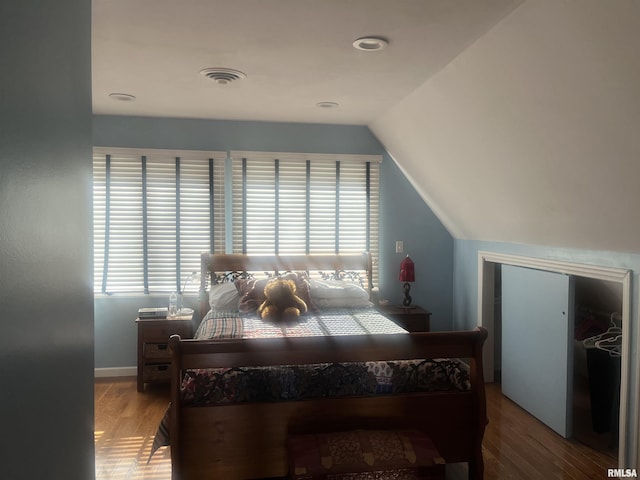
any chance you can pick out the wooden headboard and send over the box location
[198,252,373,318]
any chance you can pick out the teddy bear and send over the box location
[257,278,308,321]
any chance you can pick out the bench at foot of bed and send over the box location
[287,428,446,480]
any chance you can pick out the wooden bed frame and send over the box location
[169,253,488,480]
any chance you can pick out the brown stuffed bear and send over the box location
[257,278,307,321]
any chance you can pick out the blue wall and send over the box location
[93,115,453,368]
[93,116,385,154]
[379,154,453,325]
[1,1,94,478]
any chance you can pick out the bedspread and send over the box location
[193,306,408,339]
[182,358,470,407]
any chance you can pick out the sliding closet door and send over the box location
[502,265,574,438]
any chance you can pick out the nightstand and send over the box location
[136,314,193,392]
[377,305,431,332]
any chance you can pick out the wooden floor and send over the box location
[95,378,172,480]
[95,378,618,479]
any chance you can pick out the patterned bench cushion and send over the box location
[287,429,445,480]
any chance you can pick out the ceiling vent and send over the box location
[200,68,247,85]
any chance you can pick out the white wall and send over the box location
[371,0,640,253]
[0,1,95,478]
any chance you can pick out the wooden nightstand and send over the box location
[377,305,431,332]
[136,314,193,392]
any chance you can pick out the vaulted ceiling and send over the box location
[93,0,640,254]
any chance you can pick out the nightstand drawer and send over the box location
[143,364,171,382]
[144,342,171,360]
[141,322,191,340]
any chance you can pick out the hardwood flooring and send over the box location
[95,379,618,479]
[95,378,172,480]
[480,383,616,480]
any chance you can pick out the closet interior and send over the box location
[572,276,621,456]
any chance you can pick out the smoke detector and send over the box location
[200,68,247,85]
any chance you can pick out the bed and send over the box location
[161,253,488,480]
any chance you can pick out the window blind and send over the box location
[93,147,225,294]
[93,148,381,294]
[231,151,381,282]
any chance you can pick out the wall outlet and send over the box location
[395,241,403,253]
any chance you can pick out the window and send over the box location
[231,151,380,281]
[93,148,381,294]
[93,148,226,294]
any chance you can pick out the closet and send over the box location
[496,265,622,457]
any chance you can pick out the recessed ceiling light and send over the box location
[108,93,136,102]
[200,67,247,85]
[316,101,339,109]
[352,36,388,51]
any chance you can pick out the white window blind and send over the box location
[231,151,380,282]
[93,147,226,294]
[93,148,381,295]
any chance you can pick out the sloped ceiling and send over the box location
[371,0,640,252]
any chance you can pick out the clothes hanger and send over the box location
[609,311,622,328]
[583,311,622,348]
[595,334,622,357]
[583,326,622,349]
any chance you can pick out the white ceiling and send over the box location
[92,0,520,124]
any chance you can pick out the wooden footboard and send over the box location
[169,327,488,480]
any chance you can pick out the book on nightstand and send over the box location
[137,307,168,319]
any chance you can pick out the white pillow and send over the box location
[209,283,241,311]
[309,279,370,300]
[313,297,373,309]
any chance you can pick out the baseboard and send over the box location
[95,366,137,378]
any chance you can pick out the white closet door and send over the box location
[501,264,574,438]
